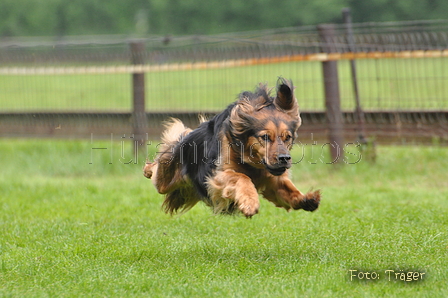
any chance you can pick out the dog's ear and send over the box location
[275,78,295,110]
[274,78,300,119]
[229,98,256,137]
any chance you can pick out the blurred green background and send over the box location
[2,0,448,37]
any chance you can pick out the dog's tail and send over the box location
[161,118,192,149]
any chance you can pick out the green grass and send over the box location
[1,57,448,112]
[0,139,447,297]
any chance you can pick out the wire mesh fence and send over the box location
[1,19,448,144]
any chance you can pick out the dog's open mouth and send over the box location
[263,160,289,176]
[267,166,287,176]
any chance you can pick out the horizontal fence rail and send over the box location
[2,50,448,75]
[1,111,447,145]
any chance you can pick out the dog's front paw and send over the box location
[289,190,321,211]
[238,196,260,218]
[300,190,321,212]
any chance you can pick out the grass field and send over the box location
[0,139,447,297]
[1,57,448,112]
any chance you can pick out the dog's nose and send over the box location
[277,154,291,164]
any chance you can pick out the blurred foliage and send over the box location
[1,0,448,37]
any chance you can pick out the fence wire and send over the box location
[1,20,448,144]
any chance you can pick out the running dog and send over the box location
[144,78,321,217]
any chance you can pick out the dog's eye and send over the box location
[284,134,292,142]
[259,134,271,142]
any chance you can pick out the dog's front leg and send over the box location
[264,175,321,212]
[207,169,259,217]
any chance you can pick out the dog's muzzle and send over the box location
[263,154,291,176]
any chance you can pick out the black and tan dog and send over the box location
[144,78,321,217]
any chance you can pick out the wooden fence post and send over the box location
[130,41,147,156]
[342,8,376,162]
[317,24,344,163]
[342,8,367,143]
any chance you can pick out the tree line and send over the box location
[1,0,447,37]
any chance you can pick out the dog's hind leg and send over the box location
[143,160,156,179]
[145,152,199,215]
[162,185,200,215]
[207,170,260,218]
[144,149,182,194]
[144,118,191,194]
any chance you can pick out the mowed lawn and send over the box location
[0,139,447,297]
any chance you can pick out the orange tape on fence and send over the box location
[1,50,448,75]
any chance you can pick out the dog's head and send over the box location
[229,78,301,176]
